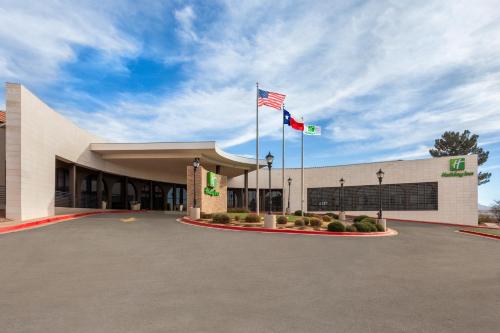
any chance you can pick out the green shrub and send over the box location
[346,225,357,232]
[310,217,322,227]
[375,223,385,232]
[276,216,288,224]
[478,214,493,224]
[361,217,376,225]
[302,217,310,226]
[322,215,332,222]
[327,221,345,232]
[294,219,305,226]
[245,214,261,223]
[234,215,240,221]
[294,210,303,216]
[212,213,230,224]
[353,222,377,232]
[200,212,212,219]
[228,208,250,213]
[354,215,370,222]
[326,213,340,219]
[304,212,315,217]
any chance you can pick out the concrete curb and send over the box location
[179,217,397,237]
[0,210,144,235]
[458,229,500,240]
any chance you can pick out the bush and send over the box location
[310,217,322,227]
[361,217,376,225]
[327,221,345,232]
[346,225,357,232]
[276,216,288,224]
[478,214,494,224]
[375,223,385,232]
[353,215,370,222]
[326,213,339,219]
[227,208,250,213]
[294,219,305,226]
[322,215,332,222]
[234,215,240,221]
[302,217,310,226]
[200,212,212,219]
[294,210,303,216]
[245,213,261,223]
[353,222,377,232]
[304,212,315,217]
[212,213,230,224]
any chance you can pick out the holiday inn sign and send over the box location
[204,171,220,196]
[441,157,473,178]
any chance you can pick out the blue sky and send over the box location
[0,0,499,205]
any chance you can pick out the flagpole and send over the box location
[282,106,285,216]
[301,117,304,217]
[256,82,260,216]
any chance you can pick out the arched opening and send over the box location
[111,181,124,209]
[153,185,164,210]
[55,167,71,207]
[140,184,151,210]
[166,186,174,211]
[127,182,137,208]
[80,175,98,208]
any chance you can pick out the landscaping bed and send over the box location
[194,212,390,235]
[459,227,500,240]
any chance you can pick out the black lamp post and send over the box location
[339,177,345,213]
[265,152,274,214]
[376,168,384,219]
[192,158,200,208]
[287,177,292,214]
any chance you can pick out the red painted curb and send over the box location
[180,217,392,237]
[0,210,144,234]
[458,229,500,240]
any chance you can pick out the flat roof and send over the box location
[90,141,266,178]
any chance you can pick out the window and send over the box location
[307,182,438,211]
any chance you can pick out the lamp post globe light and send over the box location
[287,177,292,214]
[265,152,274,214]
[376,168,386,231]
[190,158,201,220]
[264,151,276,228]
[339,177,345,221]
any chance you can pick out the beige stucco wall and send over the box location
[5,84,185,221]
[187,165,227,214]
[228,155,478,225]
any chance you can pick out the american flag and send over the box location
[258,89,286,110]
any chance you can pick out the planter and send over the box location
[101,201,107,210]
[179,204,184,211]
[130,202,141,211]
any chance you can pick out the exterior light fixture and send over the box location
[266,152,274,214]
[376,168,384,219]
[287,177,292,214]
[193,158,200,208]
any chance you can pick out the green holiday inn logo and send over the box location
[449,158,465,171]
[204,172,220,196]
[441,157,473,178]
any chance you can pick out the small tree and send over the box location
[429,130,491,185]
[492,201,500,224]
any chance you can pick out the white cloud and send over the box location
[174,5,198,42]
[0,0,139,83]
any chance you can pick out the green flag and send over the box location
[304,124,321,136]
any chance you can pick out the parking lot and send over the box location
[0,212,498,332]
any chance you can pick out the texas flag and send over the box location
[283,109,304,131]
